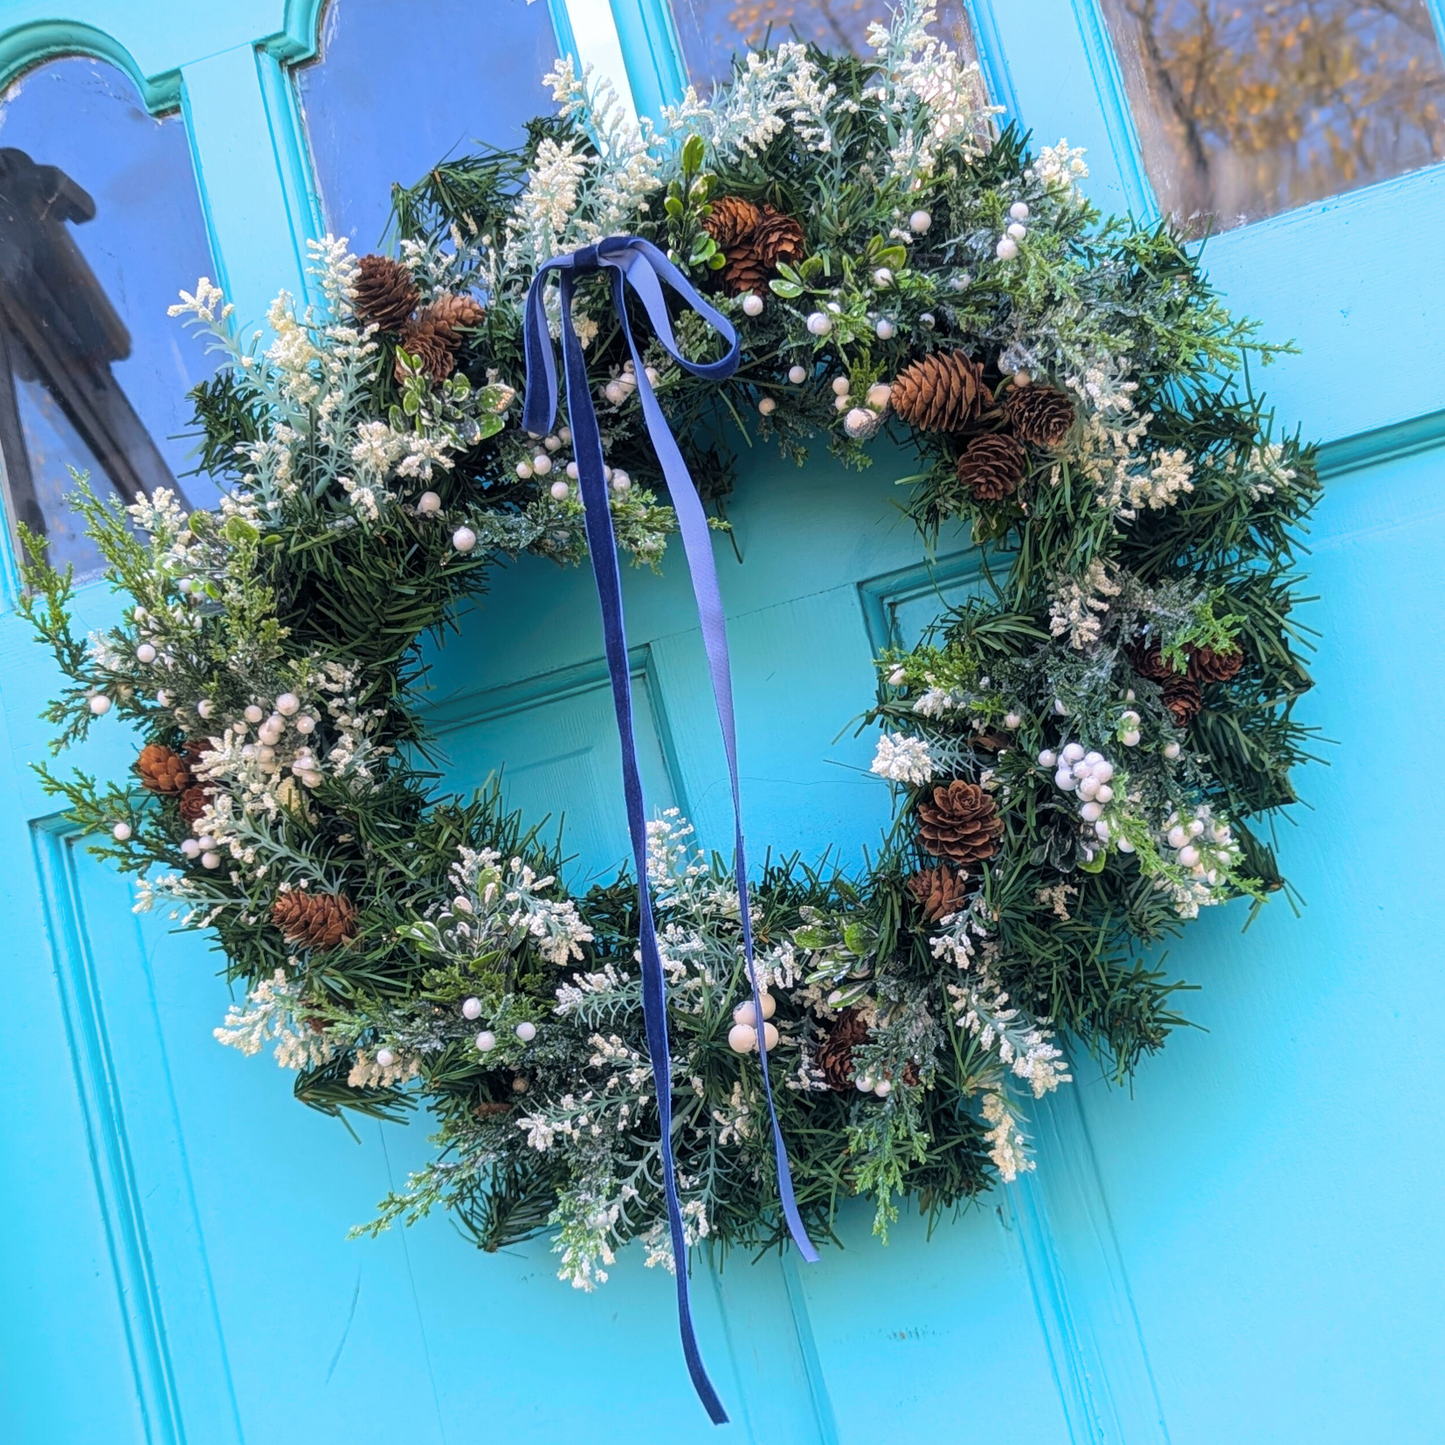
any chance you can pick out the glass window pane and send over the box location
[1099,0,1445,235]
[295,0,561,250]
[0,58,219,579]
[669,0,980,95]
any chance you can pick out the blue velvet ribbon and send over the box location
[522,237,819,1423]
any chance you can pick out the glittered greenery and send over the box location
[22,2,1317,1289]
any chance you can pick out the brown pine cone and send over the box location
[916,780,1004,866]
[270,890,359,950]
[702,195,761,250]
[956,433,1025,502]
[1188,646,1243,683]
[418,293,486,344]
[815,1008,870,1091]
[1003,383,1075,447]
[1160,676,1203,727]
[907,865,968,923]
[750,203,805,269]
[721,243,771,297]
[354,254,419,332]
[1129,640,1183,681]
[395,317,457,383]
[137,743,193,795]
[891,352,993,433]
[178,785,211,823]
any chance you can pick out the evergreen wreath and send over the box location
[23,3,1317,1290]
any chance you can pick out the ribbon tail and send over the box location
[612,269,820,1265]
[556,271,730,1426]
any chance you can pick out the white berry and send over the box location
[549,480,570,501]
[1093,760,1113,782]
[758,396,777,416]
[1013,369,1032,387]
[996,237,1018,260]
[1055,770,1077,792]
[197,699,213,719]
[1062,743,1084,762]
[452,527,477,552]
[909,209,931,233]
[1004,712,1022,729]
[728,1023,758,1054]
[461,997,482,1020]
[515,1021,537,1043]
[276,692,300,716]
[844,407,876,438]
[543,435,561,452]
[873,1078,892,1097]
[831,377,851,396]
[1094,819,1111,840]
[112,822,132,841]
[515,461,533,479]
[734,1000,759,1028]
[919,312,936,328]
[180,838,200,859]
[866,382,893,410]
[875,318,896,340]
[475,1030,496,1053]
[417,490,442,514]
[201,851,221,869]
[888,667,907,686]
[1010,201,1030,221]
[1096,784,1113,803]
[1078,777,1099,800]
[788,365,808,384]
[1178,844,1201,867]
[1038,750,1057,768]
[1122,730,1141,747]
[741,293,764,317]
[244,705,264,724]
[1117,837,1136,853]
[611,470,631,492]
[806,312,832,336]
[532,454,552,475]
[89,694,111,715]
[760,1022,780,1051]
[1080,801,1103,822]
[135,643,156,664]
[375,1048,396,1068]
[1168,826,1188,848]
[855,1074,875,1092]
[1163,741,1181,760]
[1188,819,1206,837]
[1007,222,1027,240]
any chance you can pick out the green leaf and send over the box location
[769,279,803,297]
[1079,851,1107,874]
[224,515,258,545]
[475,413,504,441]
[664,195,683,219]
[877,245,907,270]
[707,253,726,271]
[681,134,705,173]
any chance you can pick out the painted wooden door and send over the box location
[1,2,1443,1443]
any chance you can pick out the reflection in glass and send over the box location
[669,0,979,95]
[0,59,217,578]
[1099,0,1445,234]
[295,0,562,250]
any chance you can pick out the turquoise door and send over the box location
[1,3,1442,1442]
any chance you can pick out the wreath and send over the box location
[25,2,1316,1322]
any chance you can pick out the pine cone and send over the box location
[395,316,457,383]
[178,785,211,822]
[907,865,968,923]
[891,352,993,433]
[354,254,419,332]
[137,743,193,795]
[1160,676,1203,727]
[1129,640,1183,681]
[916,780,1003,866]
[419,293,486,344]
[702,195,761,250]
[956,433,1024,502]
[270,890,359,950]
[750,204,805,269]
[721,243,771,297]
[1188,646,1243,683]
[815,1008,870,1092]
[1003,383,1075,447]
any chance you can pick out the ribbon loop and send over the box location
[521,239,818,1425]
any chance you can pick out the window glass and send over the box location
[295,0,562,250]
[0,58,218,579]
[669,0,980,95]
[1098,0,1445,235]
